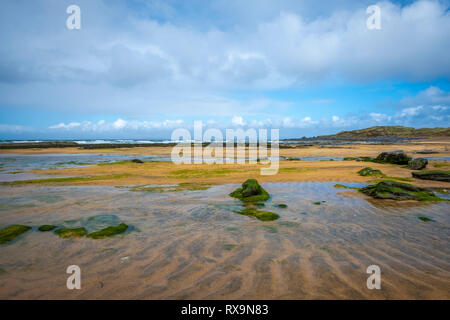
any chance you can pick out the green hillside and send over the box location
[325,126,450,139]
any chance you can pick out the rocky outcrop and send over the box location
[408,158,428,170]
[376,151,411,164]
[230,179,270,202]
[360,181,441,201]
[412,170,450,182]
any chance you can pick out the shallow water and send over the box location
[0,154,158,174]
[0,182,449,299]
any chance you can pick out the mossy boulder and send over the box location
[230,179,270,202]
[38,225,57,232]
[376,151,411,164]
[0,225,31,244]
[236,209,279,221]
[360,181,441,201]
[408,158,428,170]
[412,170,450,182]
[87,223,128,239]
[131,159,144,163]
[55,227,87,238]
[358,167,384,176]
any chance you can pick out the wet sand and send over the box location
[0,141,449,299]
[0,183,449,299]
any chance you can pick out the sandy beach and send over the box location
[0,140,449,299]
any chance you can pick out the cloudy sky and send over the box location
[0,0,449,139]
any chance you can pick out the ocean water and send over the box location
[0,182,448,299]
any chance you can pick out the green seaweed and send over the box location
[0,268,6,275]
[358,167,384,177]
[274,203,288,208]
[223,244,237,251]
[55,227,87,238]
[230,179,270,202]
[87,223,128,239]
[334,184,357,189]
[55,161,93,166]
[1,174,133,186]
[235,209,280,221]
[0,225,31,244]
[418,216,434,222]
[38,225,57,232]
[359,181,442,201]
[313,201,326,205]
[433,163,449,168]
[170,168,240,178]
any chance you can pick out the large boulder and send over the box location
[376,151,411,164]
[408,158,428,170]
[360,181,440,201]
[230,179,270,202]
[412,170,450,182]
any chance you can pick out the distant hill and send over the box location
[321,126,450,139]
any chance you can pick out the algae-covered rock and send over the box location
[412,170,450,182]
[358,167,384,176]
[376,151,411,164]
[230,179,270,202]
[131,159,144,163]
[38,225,57,232]
[55,227,87,238]
[360,181,441,201]
[408,158,428,170]
[87,223,128,239]
[236,209,279,221]
[0,225,31,244]
[274,204,288,208]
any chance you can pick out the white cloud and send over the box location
[1,0,450,118]
[398,106,424,117]
[370,112,392,122]
[232,116,245,126]
[49,122,82,129]
[112,118,127,129]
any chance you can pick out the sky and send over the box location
[0,0,449,140]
